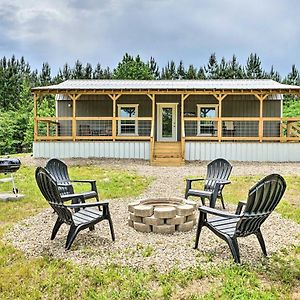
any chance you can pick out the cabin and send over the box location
[32,79,300,165]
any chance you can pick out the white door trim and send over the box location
[157,103,178,141]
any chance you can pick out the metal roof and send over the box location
[33,79,300,91]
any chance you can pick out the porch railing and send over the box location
[35,117,153,141]
[184,117,300,142]
[35,117,300,142]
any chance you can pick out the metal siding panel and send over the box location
[185,142,300,162]
[145,142,150,159]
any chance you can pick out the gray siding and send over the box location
[33,141,150,159]
[185,142,300,162]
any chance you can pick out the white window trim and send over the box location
[117,104,139,135]
[197,104,219,136]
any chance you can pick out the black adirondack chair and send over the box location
[185,158,232,208]
[45,158,99,204]
[35,167,115,250]
[194,174,286,263]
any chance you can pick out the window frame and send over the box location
[196,104,219,136]
[117,104,139,135]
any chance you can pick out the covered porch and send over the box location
[32,80,300,164]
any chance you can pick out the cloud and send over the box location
[0,0,299,75]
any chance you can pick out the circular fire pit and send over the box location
[128,197,198,234]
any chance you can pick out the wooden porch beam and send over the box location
[254,94,269,142]
[108,94,121,140]
[214,94,228,142]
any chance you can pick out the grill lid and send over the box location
[0,158,21,173]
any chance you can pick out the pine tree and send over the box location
[148,57,160,79]
[284,65,299,85]
[244,53,263,79]
[93,63,104,79]
[84,63,93,79]
[177,60,185,79]
[185,65,197,79]
[205,53,219,79]
[227,55,244,79]
[72,60,84,79]
[197,67,206,79]
[39,62,51,85]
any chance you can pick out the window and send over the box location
[197,104,218,135]
[118,104,138,135]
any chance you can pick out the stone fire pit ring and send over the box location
[128,197,198,234]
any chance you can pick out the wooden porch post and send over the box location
[147,94,155,162]
[108,94,121,141]
[214,94,227,142]
[33,93,38,141]
[255,94,268,142]
[68,93,81,141]
[181,94,190,160]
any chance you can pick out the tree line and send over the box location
[0,53,299,155]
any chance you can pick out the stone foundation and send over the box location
[128,197,197,233]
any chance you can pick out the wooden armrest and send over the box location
[199,206,240,218]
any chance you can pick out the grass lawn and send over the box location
[0,164,299,299]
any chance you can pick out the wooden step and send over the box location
[152,142,184,166]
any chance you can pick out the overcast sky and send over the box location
[0,0,299,77]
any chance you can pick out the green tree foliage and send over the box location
[113,54,154,79]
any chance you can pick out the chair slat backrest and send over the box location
[45,158,74,195]
[205,158,232,192]
[35,167,73,225]
[235,174,286,237]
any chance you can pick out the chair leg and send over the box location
[65,225,80,250]
[256,229,267,256]
[51,218,63,240]
[107,215,115,241]
[225,236,240,263]
[194,211,205,249]
[220,194,226,209]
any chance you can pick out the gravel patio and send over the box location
[4,158,300,272]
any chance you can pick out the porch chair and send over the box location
[185,158,232,209]
[45,158,99,204]
[223,121,235,137]
[194,174,286,263]
[35,167,115,250]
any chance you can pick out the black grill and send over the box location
[0,158,21,195]
[0,158,21,173]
